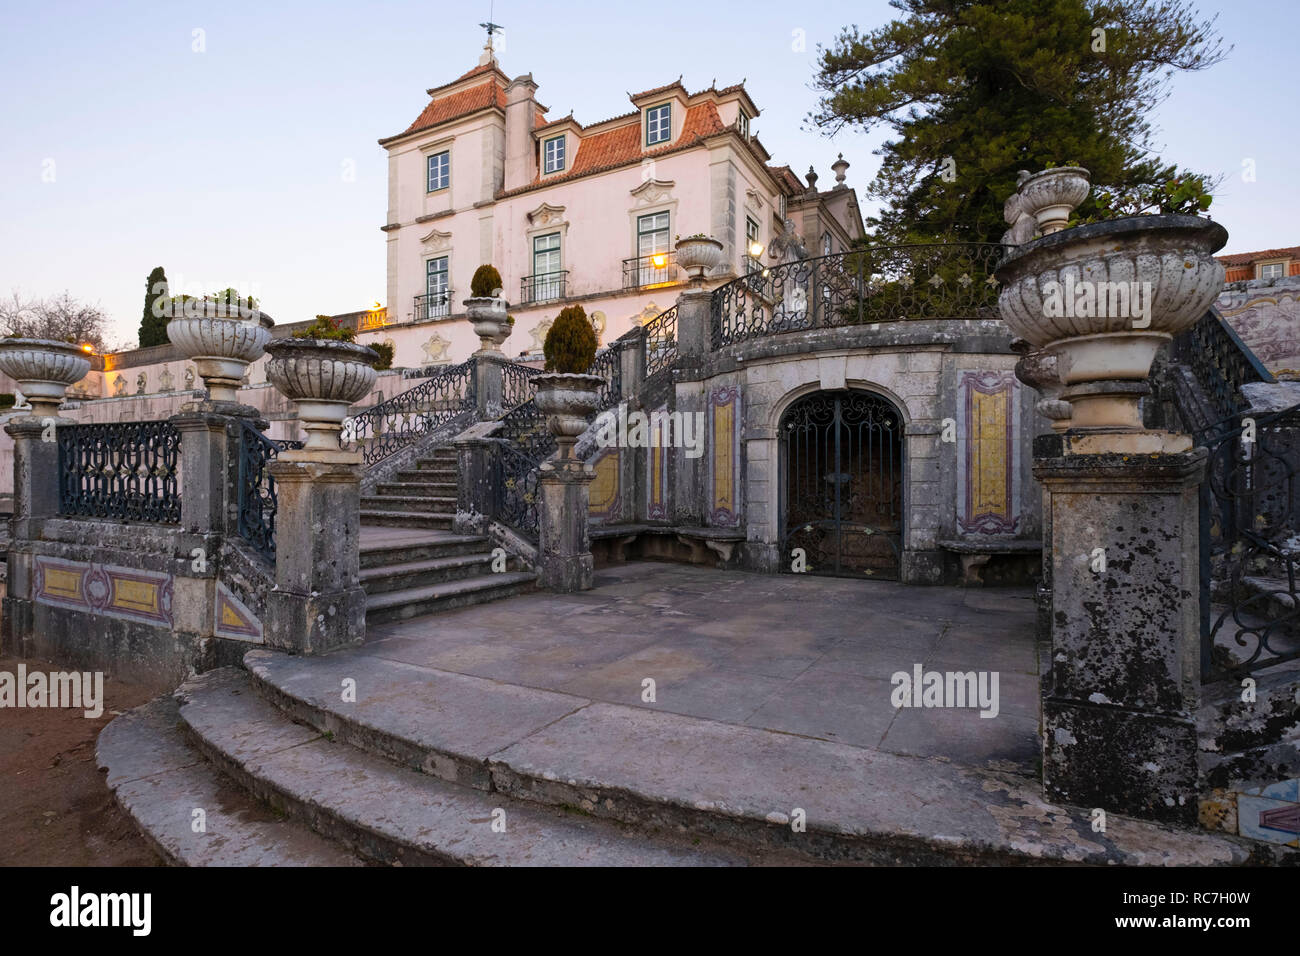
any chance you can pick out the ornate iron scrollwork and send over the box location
[57,421,182,523]
[236,421,299,560]
[346,359,476,466]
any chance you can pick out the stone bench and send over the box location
[590,524,746,567]
[939,538,1042,586]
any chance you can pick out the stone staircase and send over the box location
[95,649,1275,867]
[357,446,535,625]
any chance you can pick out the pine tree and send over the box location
[810,0,1227,244]
[138,266,170,347]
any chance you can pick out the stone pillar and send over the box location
[619,334,645,397]
[474,352,505,420]
[537,457,595,591]
[1035,435,1206,824]
[264,453,366,654]
[6,418,61,539]
[452,435,497,535]
[170,411,238,535]
[674,287,712,359]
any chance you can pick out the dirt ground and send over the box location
[0,655,161,866]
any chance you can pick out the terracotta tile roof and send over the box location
[380,80,506,144]
[535,113,574,132]
[631,77,684,99]
[499,101,726,198]
[767,164,803,195]
[1217,245,1300,265]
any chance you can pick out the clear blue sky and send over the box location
[1,0,1295,348]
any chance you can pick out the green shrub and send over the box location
[543,305,597,373]
[369,341,394,370]
[470,264,503,298]
[293,315,356,342]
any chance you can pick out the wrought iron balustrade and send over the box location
[414,290,454,322]
[623,251,680,290]
[57,421,182,523]
[501,361,543,410]
[587,345,623,411]
[711,243,1007,349]
[1171,308,1275,426]
[1199,403,1300,680]
[490,398,556,541]
[345,359,476,466]
[520,271,567,304]
[643,304,678,377]
[236,422,301,559]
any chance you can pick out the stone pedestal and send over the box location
[474,352,505,420]
[170,411,244,535]
[264,455,366,654]
[538,458,595,592]
[674,287,712,358]
[452,434,497,535]
[1034,438,1206,824]
[5,418,62,538]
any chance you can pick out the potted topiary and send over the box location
[674,233,725,281]
[0,336,92,418]
[532,305,603,459]
[264,315,379,452]
[465,264,509,352]
[166,293,273,404]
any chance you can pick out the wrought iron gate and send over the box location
[780,390,903,578]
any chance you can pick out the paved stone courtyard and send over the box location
[362,560,1043,776]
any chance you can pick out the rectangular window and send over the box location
[822,231,833,256]
[427,151,449,192]
[1260,262,1286,279]
[646,103,671,146]
[744,217,761,274]
[738,109,749,140]
[532,233,562,300]
[543,136,566,174]
[423,256,450,319]
[636,211,671,285]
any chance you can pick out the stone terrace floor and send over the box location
[362,561,1042,777]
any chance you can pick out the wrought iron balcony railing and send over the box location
[520,271,567,304]
[711,243,1008,349]
[622,251,680,290]
[414,290,453,322]
[57,421,182,524]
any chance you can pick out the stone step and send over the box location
[395,470,458,484]
[413,460,459,474]
[364,570,537,624]
[242,650,1273,865]
[360,532,489,570]
[176,668,746,866]
[377,481,458,497]
[360,552,506,595]
[360,510,453,530]
[96,696,363,867]
[361,495,456,514]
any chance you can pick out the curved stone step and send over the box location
[360,510,453,530]
[175,668,747,866]
[242,650,1276,866]
[96,696,363,867]
[360,552,504,594]
[360,531,489,569]
[363,570,536,624]
[361,495,456,514]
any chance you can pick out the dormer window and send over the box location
[543,135,566,174]
[645,103,671,146]
[1259,261,1286,279]
[738,109,749,140]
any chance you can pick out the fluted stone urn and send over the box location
[1011,339,1072,432]
[465,296,509,353]
[533,372,603,460]
[0,338,91,417]
[996,214,1228,434]
[674,237,725,281]
[1016,167,1091,236]
[265,339,378,452]
[167,310,273,403]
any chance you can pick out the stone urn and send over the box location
[0,338,91,417]
[1015,167,1091,236]
[532,372,603,459]
[465,296,509,353]
[167,309,273,403]
[1011,339,1071,432]
[674,236,725,281]
[264,339,379,452]
[996,214,1228,431]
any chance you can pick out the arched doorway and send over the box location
[779,390,904,579]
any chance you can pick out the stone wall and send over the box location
[1217,274,1300,377]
